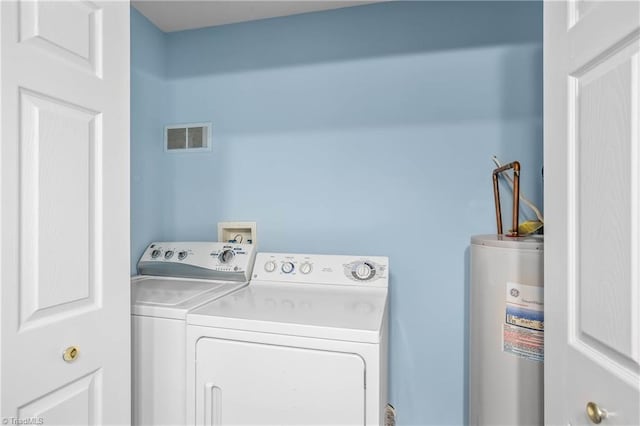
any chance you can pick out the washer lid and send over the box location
[131,276,247,320]
[187,283,388,343]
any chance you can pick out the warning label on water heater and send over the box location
[503,282,544,362]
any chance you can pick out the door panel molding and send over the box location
[17,369,102,425]
[567,40,640,364]
[18,0,103,77]
[18,88,103,331]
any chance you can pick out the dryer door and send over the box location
[196,338,366,425]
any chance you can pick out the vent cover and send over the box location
[164,122,211,152]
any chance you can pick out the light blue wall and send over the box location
[130,8,171,274]
[131,2,542,424]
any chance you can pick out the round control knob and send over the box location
[281,262,295,274]
[178,251,188,260]
[218,249,235,264]
[353,262,375,280]
[264,261,277,273]
[151,249,161,259]
[299,262,313,274]
[164,250,174,260]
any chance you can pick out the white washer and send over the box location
[132,241,256,426]
[186,252,389,426]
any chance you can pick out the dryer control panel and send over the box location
[253,253,388,287]
[138,242,256,282]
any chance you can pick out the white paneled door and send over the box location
[545,1,640,425]
[0,1,130,425]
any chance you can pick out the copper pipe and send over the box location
[492,172,503,234]
[492,161,521,237]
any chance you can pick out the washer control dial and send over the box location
[264,261,277,273]
[218,249,235,264]
[178,251,188,260]
[151,249,161,259]
[281,262,295,274]
[353,261,376,281]
[299,262,313,274]
[164,250,174,260]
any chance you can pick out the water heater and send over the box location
[469,235,544,425]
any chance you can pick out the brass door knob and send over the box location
[586,401,606,424]
[62,346,80,362]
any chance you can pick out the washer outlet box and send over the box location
[218,221,257,245]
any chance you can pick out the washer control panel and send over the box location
[137,242,256,282]
[253,253,388,287]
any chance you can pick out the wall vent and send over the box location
[164,122,211,152]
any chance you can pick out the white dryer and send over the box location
[186,252,389,426]
[131,241,256,426]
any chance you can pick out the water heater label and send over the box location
[502,282,544,362]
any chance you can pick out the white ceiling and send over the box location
[132,1,378,33]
